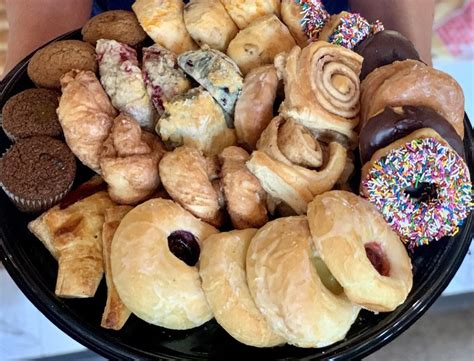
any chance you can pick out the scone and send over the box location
[227,15,296,75]
[157,87,237,155]
[220,0,281,29]
[28,40,97,89]
[183,0,238,52]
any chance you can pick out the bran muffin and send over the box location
[0,136,76,212]
[1,88,62,141]
[82,10,147,46]
[27,40,97,89]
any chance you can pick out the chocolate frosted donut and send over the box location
[359,106,464,164]
[354,30,420,80]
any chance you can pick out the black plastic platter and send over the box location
[0,30,473,360]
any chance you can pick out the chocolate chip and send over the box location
[168,230,200,266]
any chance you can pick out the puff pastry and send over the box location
[178,48,243,115]
[219,146,268,229]
[132,0,198,54]
[28,190,115,298]
[100,113,166,205]
[227,15,296,75]
[57,70,117,173]
[220,0,280,29]
[159,146,224,227]
[360,60,465,139]
[184,0,238,51]
[101,205,133,330]
[247,117,347,214]
[157,87,237,155]
[234,65,279,150]
[142,44,192,116]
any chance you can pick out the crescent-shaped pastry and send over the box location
[57,70,117,173]
[183,0,238,51]
[132,0,198,54]
[234,65,279,150]
[360,60,465,139]
[246,117,347,214]
[277,41,363,147]
[246,216,360,347]
[100,113,166,205]
[227,15,296,75]
[307,191,413,312]
[219,146,268,229]
[111,198,218,329]
[159,146,224,227]
[199,229,285,347]
[220,0,280,29]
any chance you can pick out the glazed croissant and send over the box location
[247,117,347,214]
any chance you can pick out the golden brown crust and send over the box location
[281,0,308,47]
[234,65,279,150]
[101,205,133,330]
[220,0,281,29]
[28,40,97,89]
[200,229,285,347]
[100,113,166,205]
[307,191,413,312]
[28,191,116,298]
[159,146,224,227]
[360,60,465,138]
[227,15,296,75]
[219,146,268,229]
[246,216,360,347]
[318,12,348,42]
[57,70,118,173]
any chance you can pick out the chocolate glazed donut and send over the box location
[359,106,465,164]
[354,30,420,80]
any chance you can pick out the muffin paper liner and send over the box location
[0,114,17,142]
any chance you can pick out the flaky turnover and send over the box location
[100,113,166,205]
[247,117,347,215]
[219,0,280,29]
[132,0,198,54]
[277,41,363,147]
[57,70,117,173]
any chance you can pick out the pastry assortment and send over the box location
[0,0,472,352]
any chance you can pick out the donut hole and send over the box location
[167,230,200,267]
[311,256,343,295]
[404,182,438,204]
[364,242,390,276]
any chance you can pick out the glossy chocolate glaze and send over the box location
[359,106,464,163]
[355,30,420,80]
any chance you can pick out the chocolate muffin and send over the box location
[1,88,62,141]
[82,10,147,46]
[0,136,76,212]
[27,40,97,89]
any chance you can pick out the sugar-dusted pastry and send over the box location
[200,229,285,347]
[183,0,238,51]
[277,41,363,147]
[308,191,413,312]
[159,146,224,227]
[100,113,166,205]
[96,39,155,130]
[247,117,347,214]
[234,65,279,150]
[28,186,115,298]
[220,0,280,29]
[111,198,218,329]
[101,205,133,330]
[360,60,465,139]
[281,0,329,46]
[132,0,198,54]
[219,146,268,229]
[157,87,237,155]
[227,15,296,75]
[178,48,243,115]
[58,70,117,173]
[246,216,360,347]
[142,44,192,116]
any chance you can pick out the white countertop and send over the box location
[0,59,473,360]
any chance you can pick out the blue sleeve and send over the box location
[322,0,350,14]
